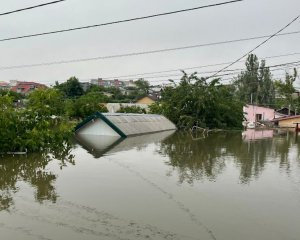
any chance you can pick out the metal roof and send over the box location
[75,112,176,137]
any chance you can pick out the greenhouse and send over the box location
[75,112,176,138]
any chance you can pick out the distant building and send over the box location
[80,82,91,92]
[11,81,47,95]
[9,80,18,87]
[0,82,10,90]
[90,78,136,89]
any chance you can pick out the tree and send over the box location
[150,72,243,129]
[0,89,23,102]
[55,77,84,98]
[235,54,275,106]
[117,105,146,114]
[135,79,150,95]
[27,88,65,117]
[66,91,109,119]
[258,60,275,106]
[0,93,73,153]
[275,68,298,112]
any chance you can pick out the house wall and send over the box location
[136,97,155,105]
[78,118,120,136]
[243,105,275,122]
[278,117,300,128]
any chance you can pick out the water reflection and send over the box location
[242,129,274,141]
[0,144,75,211]
[158,130,300,184]
[75,130,176,158]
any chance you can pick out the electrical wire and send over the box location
[0,0,66,16]
[0,1,243,42]
[101,60,300,81]
[208,14,300,79]
[1,30,300,71]
[103,51,300,79]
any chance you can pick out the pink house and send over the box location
[243,105,275,123]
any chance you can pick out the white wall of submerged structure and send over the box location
[78,118,120,137]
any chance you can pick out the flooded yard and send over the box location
[1,130,300,240]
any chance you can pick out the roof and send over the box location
[136,93,159,102]
[272,115,300,122]
[11,82,47,94]
[0,82,9,87]
[75,112,176,137]
[244,104,275,110]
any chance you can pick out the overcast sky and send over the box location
[1,0,300,87]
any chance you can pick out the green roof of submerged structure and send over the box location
[75,112,176,138]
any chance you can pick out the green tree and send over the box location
[0,89,23,102]
[235,54,275,106]
[55,77,84,98]
[275,68,298,112]
[151,72,243,129]
[66,91,109,119]
[117,105,146,114]
[135,79,150,95]
[0,91,73,153]
[27,88,65,117]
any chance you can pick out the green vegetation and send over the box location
[275,69,299,111]
[65,92,109,119]
[234,54,275,107]
[1,53,300,153]
[117,105,146,114]
[55,77,84,98]
[149,73,243,129]
[0,91,73,153]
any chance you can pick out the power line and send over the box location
[0,0,243,42]
[0,0,66,16]
[108,60,300,81]
[104,51,300,79]
[208,14,300,79]
[1,30,300,71]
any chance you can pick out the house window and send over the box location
[256,114,262,121]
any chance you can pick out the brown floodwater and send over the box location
[1,129,300,240]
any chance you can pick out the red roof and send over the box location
[11,82,47,94]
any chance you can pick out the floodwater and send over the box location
[1,129,300,240]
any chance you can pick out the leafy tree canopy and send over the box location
[55,76,84,98]
[234,54,275,107]
[150,72,243,129]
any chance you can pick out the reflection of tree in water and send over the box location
[159,131,228,184]
[159,131,300,184]
[0,143,75,211]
